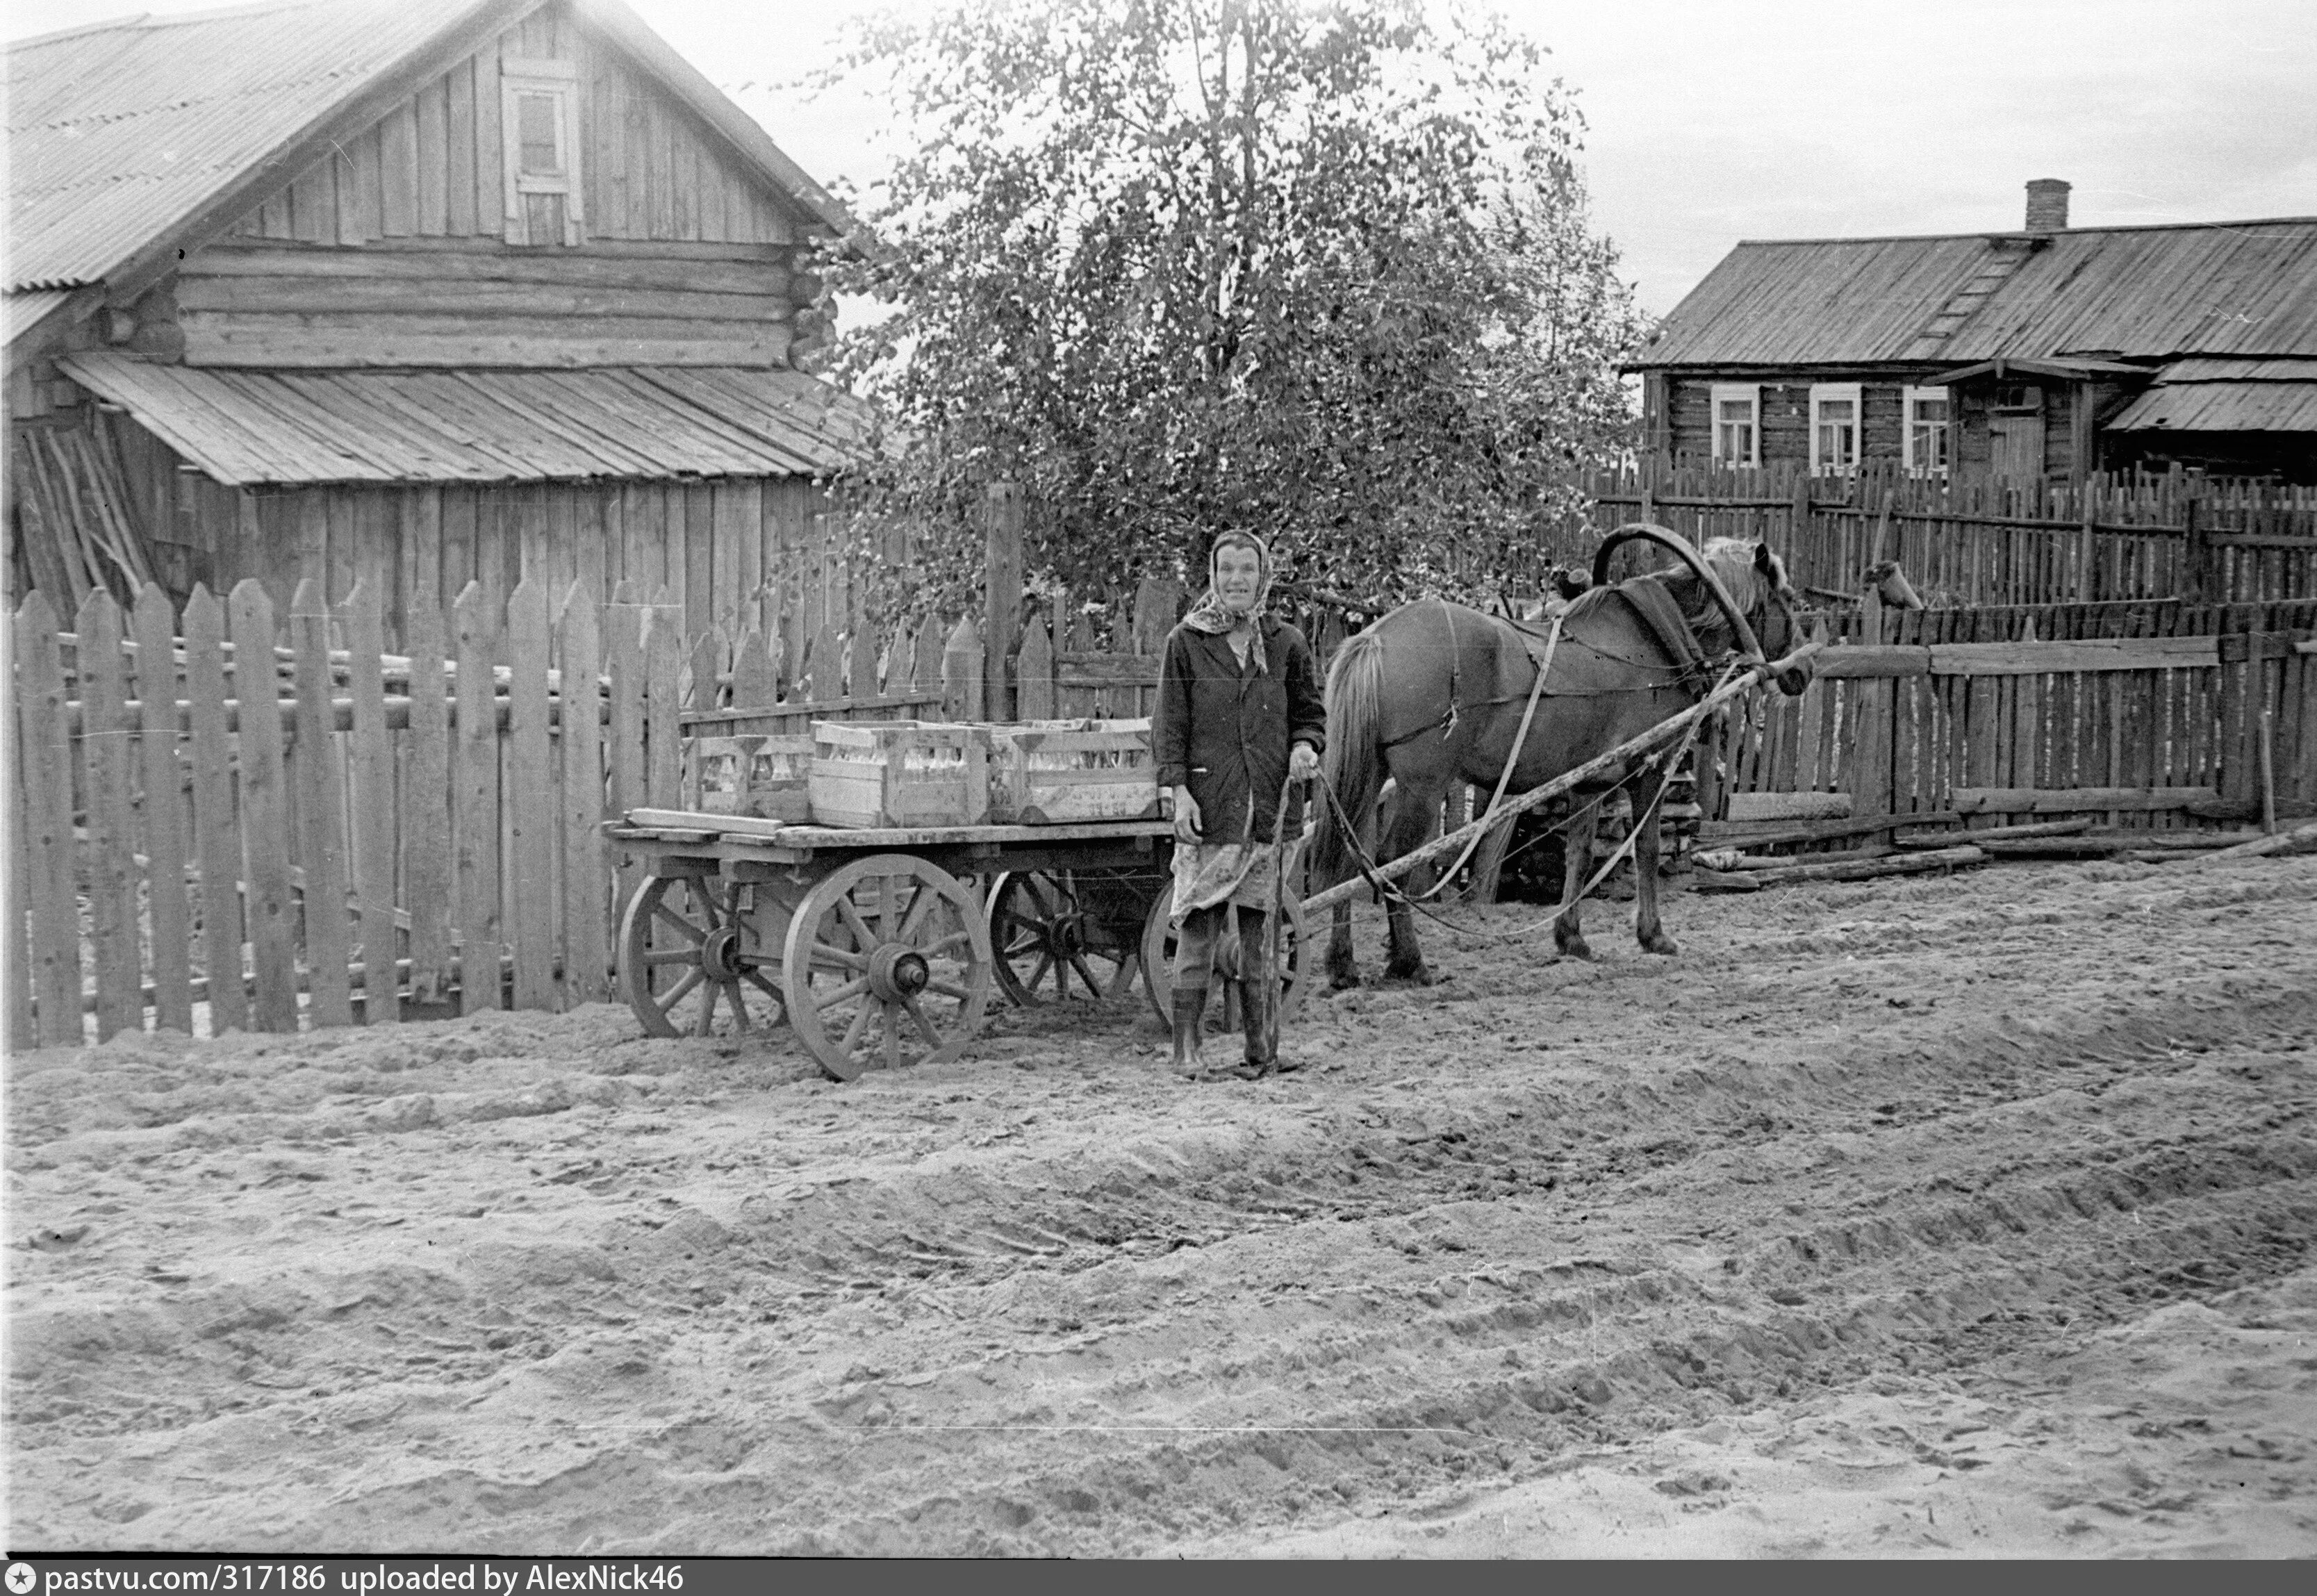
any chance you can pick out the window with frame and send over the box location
[1903,385,1950,475]
[501,58,584,247]
[1709,383,1760,467]
[1809,382,1862,475]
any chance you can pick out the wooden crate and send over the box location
[987,718,1160,824]
[808,721,990,830]
[686,733,814,823]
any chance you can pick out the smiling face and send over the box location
[1214,543,1264,614]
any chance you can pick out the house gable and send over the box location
[215,0,823,254]
[6,0,853,373]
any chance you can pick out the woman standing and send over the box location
[1153,531,1326,1080]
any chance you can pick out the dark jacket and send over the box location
[1154,615,1328,844]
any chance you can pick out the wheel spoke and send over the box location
[839,999,873,1058]
[693,979,722,1036]
[1001,930,1043,960]
[1028,952,1055,993]
[741,968,784,1002]
[654,966,704,1015]
[643,948,700,968]
[651,903,709,944]
[837,898,880,953]
[807,939,866,971]
[1068,953,1109,999]
[926,929,973,957]
[884,1008,901,1071]
[902,994,943,1048]
[727,980,752,1032]
[898,880,939,944]
[816,976,868,1007]
[927,979,973,1002]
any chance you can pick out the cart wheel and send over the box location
[985,869,1150,1006]
[619,873,786,1039]
[784,854,993,1081]
[1139,880,1309,1029]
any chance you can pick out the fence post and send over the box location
[943,616,984,722]
[230,580,301,1032]
[78,589,143,1039]
[2182,487,2211,605]
[341,579,399,1024]
[985,482,1023,722]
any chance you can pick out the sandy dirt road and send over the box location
[7,856,2314,1556]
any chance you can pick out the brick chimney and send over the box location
[2025,179,2071,233]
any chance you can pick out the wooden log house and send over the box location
[5,0,876,656]
[1627,182,2317,488]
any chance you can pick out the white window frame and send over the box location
[1709,383,1760,468]
[1809,381,1863,476]
[501,57,585,247]
[1903,384,1951,477]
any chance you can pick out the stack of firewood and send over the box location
[11,422,154,608]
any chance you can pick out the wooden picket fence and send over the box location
[1577,460,2317,610]
[1702,595,2317,833]
[5,568,1221,1046]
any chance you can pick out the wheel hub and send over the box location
[1047,911,1086,957]
[867,944,932,1003]
[700,924,747,982]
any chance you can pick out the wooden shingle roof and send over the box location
[59,352,879,484]
[1629,218,2317,370]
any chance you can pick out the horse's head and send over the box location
[1705,538,1812,696]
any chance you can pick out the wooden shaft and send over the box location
[1301,639,1827,915]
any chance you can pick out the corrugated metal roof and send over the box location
[3,288,81,345]
[6,0,490,294]
[2107,380,2317,433]
[58,351,877,483]
[1631,219,2317,369]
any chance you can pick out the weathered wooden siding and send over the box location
[226,1,805,252]
[174,240,801,367]
[135,461,849,657]
[1667,373,1945,470]
[179,0,821,366]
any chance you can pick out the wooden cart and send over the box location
[607,809,1310,1080]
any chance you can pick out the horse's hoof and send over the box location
[1556,935,1593,962]
[1640,934,1680,957]
[1328,966,1363,992]
[1382,961,1435,987]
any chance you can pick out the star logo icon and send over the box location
[6,1563,36,1595]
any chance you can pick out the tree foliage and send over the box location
[811,0,1646,621]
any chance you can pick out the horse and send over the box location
[1306,530,1813,989]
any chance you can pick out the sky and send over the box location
[7,0,2316,318]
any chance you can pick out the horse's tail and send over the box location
[1308,625,1388,889]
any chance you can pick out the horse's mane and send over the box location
[1657,537,1790,645]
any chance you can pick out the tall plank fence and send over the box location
[1576,461,2317,609]
[1702,595,2317,834]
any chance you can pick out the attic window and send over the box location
[502,58,584,247]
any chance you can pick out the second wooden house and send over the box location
[1626,181,2317,487]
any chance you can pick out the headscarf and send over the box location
[1180,529,1273,673]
